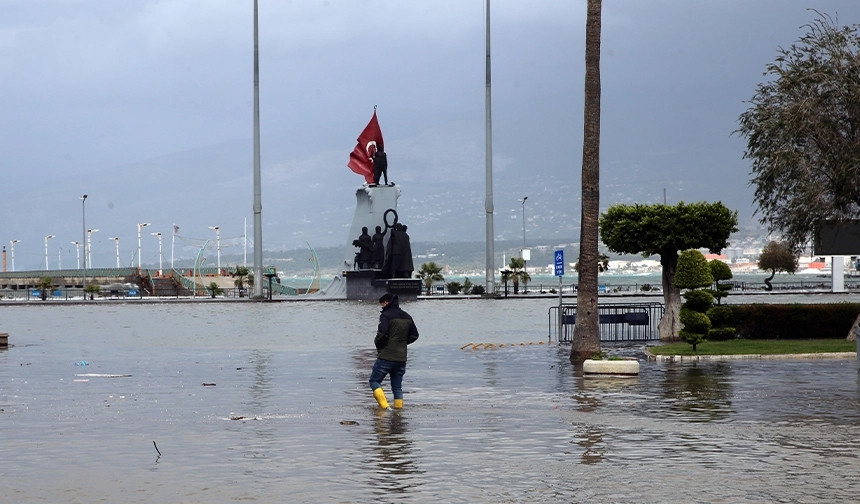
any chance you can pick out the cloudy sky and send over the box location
[2,0,858,270]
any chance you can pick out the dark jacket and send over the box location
[375,295,419,362]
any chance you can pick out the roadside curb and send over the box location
[646,351,856,362]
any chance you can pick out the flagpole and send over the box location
[252,0,264,299]
[484,0,496,295]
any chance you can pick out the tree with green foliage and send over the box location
[36,276,54,301]
[416,262,444,295]
[446,281,462,295]
[675,249,714,351]
[736,13,860,251]
[571,0,603,362]
[232,266,250,297]
[599,201,738,340]
[207,281,224,299]
[505,257,531,295]
[758,240,798,291]
[462,277,474,295]
[84,283,100,300]
[708,259,733,305]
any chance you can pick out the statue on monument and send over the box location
[343,109,420,299]
[382,222,414,279]
[371,225,387,269]
[352,226,373,270]
[372,145,389,186]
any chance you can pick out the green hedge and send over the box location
[733,303,860,339]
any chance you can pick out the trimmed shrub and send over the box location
[708,327,736,341]
[674,250,714,289]
[679,307,711,351]
[707,305,735,327]
[680,307,712,334]
[682,289,715,312]
[733,303,860,339]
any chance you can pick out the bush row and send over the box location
[731,303,860,340]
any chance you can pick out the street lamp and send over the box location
[71,241,81,269]
[519,196,529,292]
[137,222,150,269]
[111,237,120,267]
[518,196,528,250]
[87,228,99,268]
[209,226,221,271]
[10,239,19,272]
[151,232,163,275]
[81,194,87,291]
[44,234,55,270]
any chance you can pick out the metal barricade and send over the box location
[548,302,664,342]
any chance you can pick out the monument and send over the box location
[343,109,421,301]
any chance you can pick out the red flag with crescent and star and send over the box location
[348,110,384,184]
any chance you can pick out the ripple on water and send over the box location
[0,302,858,503]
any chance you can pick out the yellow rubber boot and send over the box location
[372,388,390,409]
[393,399,403,409]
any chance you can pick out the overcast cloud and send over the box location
[1,1,857,270]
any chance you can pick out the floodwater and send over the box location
[1,298,859,503]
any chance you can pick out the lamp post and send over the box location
[151,232,163,275]
[87,228,99,268]
[111,237,120,267]
[519,196,529,292]
[81,194,87,292]
[137,222,150,269]
[44,235,55,270]
[71,241,81,269]
[519,196,528,250]
[209,226,221,271]
[10,239,19,272]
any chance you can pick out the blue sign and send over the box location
[554,250,564,276]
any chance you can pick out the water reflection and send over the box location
[573,424,606,464]
[239,350,277,464]
[1,302,858,503]
[662,362,735,422]
[370,411,422,496]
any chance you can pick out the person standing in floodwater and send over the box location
[369,293,419,410]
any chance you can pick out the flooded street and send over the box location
[1,299,859,503]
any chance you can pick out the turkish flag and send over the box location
[348,111,384,184]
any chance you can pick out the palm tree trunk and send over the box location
[571,0,602,362]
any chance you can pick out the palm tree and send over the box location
[207,281,225,299]
[84,283,101,300]
[571,0,602,362]
[232,266,250,296]
[507,257,531,294]
[574,253,610,273]
[36,276,54,301]
[416,262,444,295]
